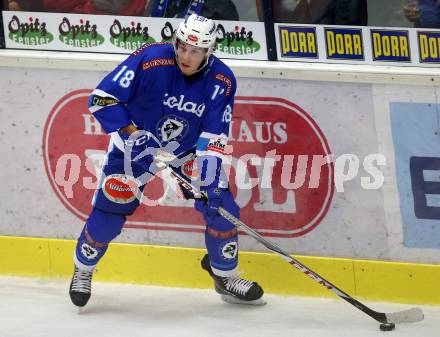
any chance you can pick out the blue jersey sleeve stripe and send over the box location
[196,137,210,151]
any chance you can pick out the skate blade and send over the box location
[220,294,267,306]
[74,306,86,314]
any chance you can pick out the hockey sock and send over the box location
[74,208,126,270]
[204,224,238,277]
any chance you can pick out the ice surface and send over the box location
[0,276,438,337]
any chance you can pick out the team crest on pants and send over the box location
[81,243,98,260]
[220,240,238,260]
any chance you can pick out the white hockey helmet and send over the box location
[174,14,217,57]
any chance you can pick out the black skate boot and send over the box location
[69,266,93,307]
[201,254,266,305]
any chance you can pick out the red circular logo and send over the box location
[188,34,199,42]
[43,91,333,237]
[229,97,334,237]
[103,174,140,204]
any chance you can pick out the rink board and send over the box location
[0,63,439,264]
[1,235,439,305]
[1,51,440,306]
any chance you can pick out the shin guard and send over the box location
[74,208,126,270]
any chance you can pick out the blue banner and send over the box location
[390,102,440,249]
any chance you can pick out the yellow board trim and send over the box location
[1,236,439,304]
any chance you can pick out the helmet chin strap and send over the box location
[193,56,210,74]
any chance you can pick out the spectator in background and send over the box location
[6,0,149,16]
[258,0,312,23]
[257,0,368,25]
[310,0,368,25]
[403,0,440,28]
[145,0,239,20]
[0,8,4,48]
[92,0,148,15]
[7,0,42,11]
[6,0,239,20]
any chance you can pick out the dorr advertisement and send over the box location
[275,23,440,67]
[2,11,268,60]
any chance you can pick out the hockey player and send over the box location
[69,14,264,308]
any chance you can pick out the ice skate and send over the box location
[201,254,266,306]
[69,266,93,308]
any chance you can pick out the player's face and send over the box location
[176,41,207,76]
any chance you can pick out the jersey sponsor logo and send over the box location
[163,93,206,117]
[207,138,226,155]
[110,19,155,51]
[102,174,140,204]
[371,29,410,62]
[197,133,228,158]
[215,74,232,96]
[417,31,440,64]
[142,58,175,70]
[216,24,261,55]
[220,240,238,260]
[7,14,54,46]
[325,27,364,60]
[156,115,189,143]
[58,17,105,48]
[279,26,318,59]
[89,95,118,107]
[44,92,332,238]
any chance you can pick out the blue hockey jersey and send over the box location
[88,42,236,163]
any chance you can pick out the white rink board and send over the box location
[0,64,439,264]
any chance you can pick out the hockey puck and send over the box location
[379,323,395,331]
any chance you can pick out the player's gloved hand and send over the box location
[193,154,237,218]
[118,128,156,163]
[194,187,230,217]
[195,187,239,221]
[203,187,227,217]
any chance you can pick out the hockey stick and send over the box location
[155,160,424,325]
